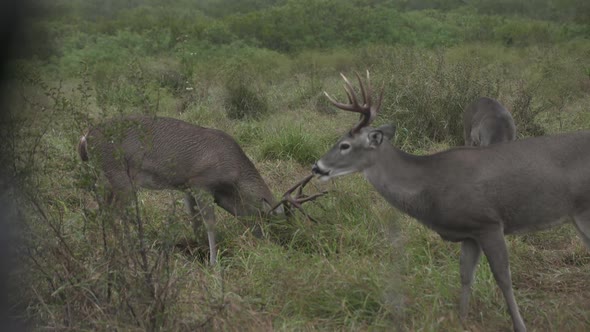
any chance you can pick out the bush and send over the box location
[219,46,291,120]
[93,60,159,113]
[378,50,500,148]
[494,19,558,46]
[510,80,546,137]
[259,125,323,165]
[203,21,236,45]
[224,80,269,120]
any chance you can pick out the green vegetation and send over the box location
[3,0,590,330]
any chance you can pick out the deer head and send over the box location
[312,71,395,181]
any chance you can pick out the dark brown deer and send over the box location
[78,115,325,265]
[463,97,516,146]
[312,71,590,332]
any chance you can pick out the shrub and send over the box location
[510,80,546,137]
[259,125,323,165]
[494,19,558,46]
[287,49,357,109]
[379,50,500,148]
[224,80,269,120]
[92,59,163,114]
[219,47,290,120]
[203,21,236,45]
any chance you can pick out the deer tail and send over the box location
[78,133,89,162]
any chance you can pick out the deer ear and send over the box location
[376,124,396,140]
[368,130,384,148]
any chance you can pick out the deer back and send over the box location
[463,97,516,146]
[396,130,590,235]
[79,115,276,216]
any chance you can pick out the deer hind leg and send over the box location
[184,190,217,265]
[459,238,482,320]
[573,211,590,249]
[478,230,527,332]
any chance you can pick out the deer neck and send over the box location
[363,143,431,220]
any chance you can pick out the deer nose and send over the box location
[311,163,320,174]
[312,163,330,176]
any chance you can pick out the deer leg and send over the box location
[100,181,134,220]
[203,204,217,266]
[573,211,590,249]
[459,238,482,320]
[113,189,135,211]
[99,170,138,219]
[479,230,526,332]
[464,135,471,146]
[469,128,480,147]
[184,191,218,265]
[184,193,204,241]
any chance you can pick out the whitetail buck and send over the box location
[312,71,590,332]
[463,96,516,146]
[78,115,325,265]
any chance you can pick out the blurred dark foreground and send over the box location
[1,1,30,331]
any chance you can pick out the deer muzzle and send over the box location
[312,162,331,180]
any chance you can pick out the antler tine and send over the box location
[325,70,383,134]
[355,71,371,107]
[285,174,313,197]
[323,91,356,112]
[344,84,355,105]
[340,73,359,107]
[324,73,365,113]
[270,174,328,222]
[366,70,373,106]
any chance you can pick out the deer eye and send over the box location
[339,142,351,151]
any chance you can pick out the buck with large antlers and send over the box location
[78,115,325,265]
[463,96,516,146]
[312,71,590,332]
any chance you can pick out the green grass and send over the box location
[6,32,590,332]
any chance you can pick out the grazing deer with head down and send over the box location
[311,71,590,332]
[463,96,516,146]
[78,115,324,265]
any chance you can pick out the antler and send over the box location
[323,70,384,134]
[271,174,328,222]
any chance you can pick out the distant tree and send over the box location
[196,0,288,17]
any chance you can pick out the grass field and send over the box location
[3,1,590,331]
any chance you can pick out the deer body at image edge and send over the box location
[79,115,323,265]
[312,71,590,332]
[463,96,516,146]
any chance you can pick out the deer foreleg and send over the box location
[479,230,526,332]
[184,191,218,265]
